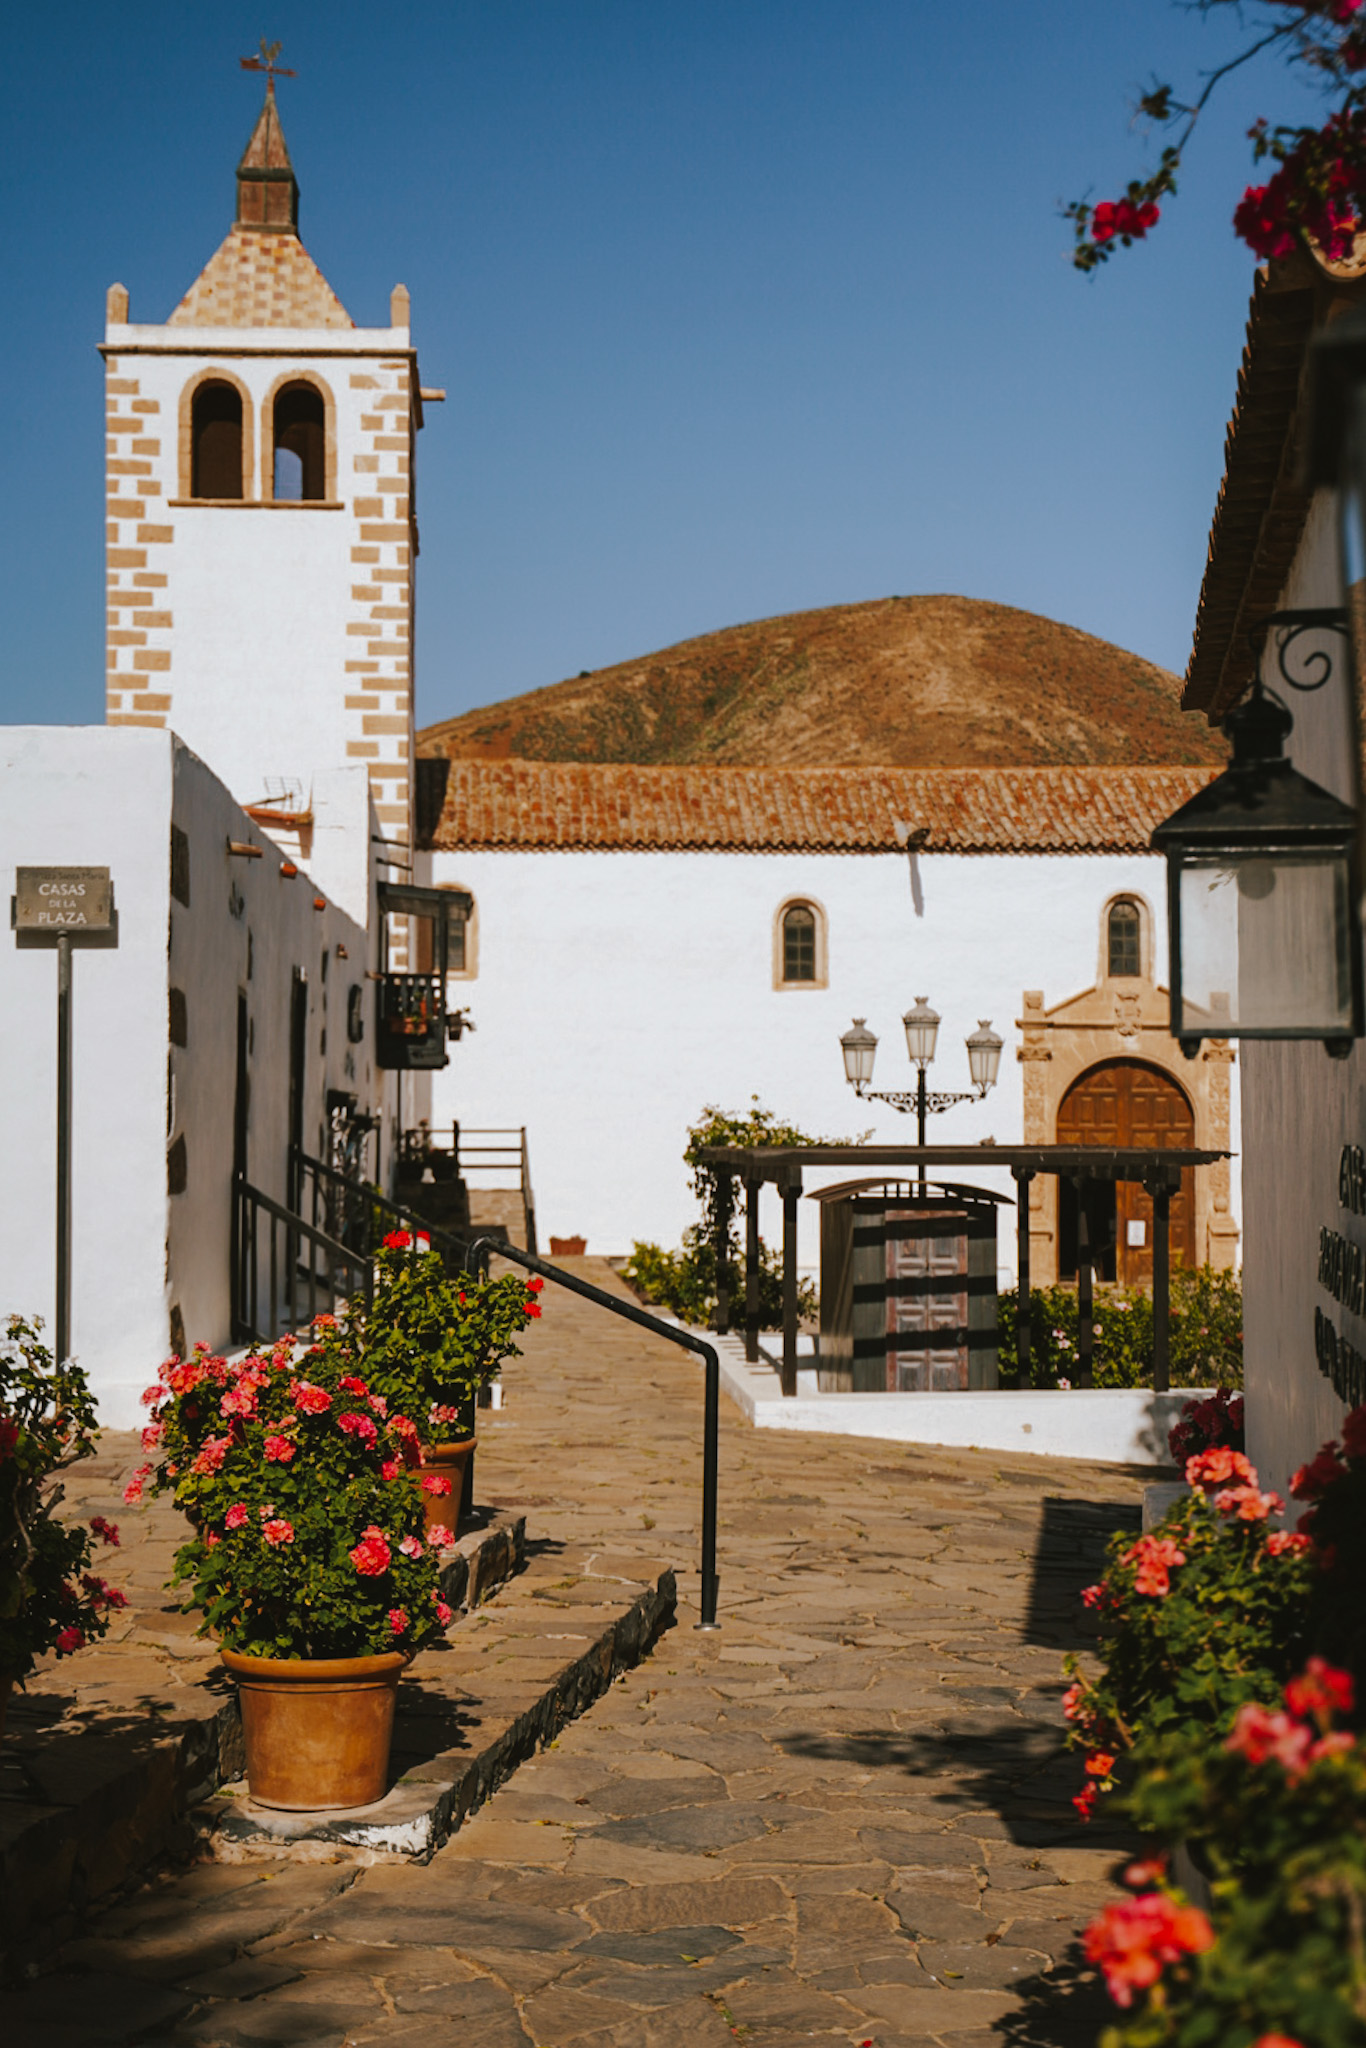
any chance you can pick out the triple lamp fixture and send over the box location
[839,999,1003,1164]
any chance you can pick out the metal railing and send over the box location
[232,1175,372,1345]
[292,1147,469,1275]
[464,1235,719,1629]
[458,1127,537,1254]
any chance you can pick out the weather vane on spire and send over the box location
[240,39,296,90]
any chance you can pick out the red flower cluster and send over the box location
[0,1417,20,1459]
[1084,1891,1214,2007]
[1168,1388,1244,1466]
[261,1517,294,1548]
[383,1230,412,1250]
[1185,1446,1254,1489]
[350,1527,392,1576]
[1121,1534,1187,1598]
[88,1515,119,1546]
[1226,1657,1356,1780]
[1091,196,1161,246]
[290,1379,332,1416]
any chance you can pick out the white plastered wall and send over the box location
[1239,488,1366,1497]
[426,847,1241,1277]
[0,727,382,1428]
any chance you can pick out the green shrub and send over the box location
[997,1266,1243,1390]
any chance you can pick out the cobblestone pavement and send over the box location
[4,1259,1144,2047]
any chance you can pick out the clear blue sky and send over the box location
[1,1,1328,729]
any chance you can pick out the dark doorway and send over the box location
[234,992,249,1181]
[288,971,307,1210]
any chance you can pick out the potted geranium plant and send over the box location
[127,1324,452,1811]
[350,1234,541,1534]
[0,1315,126,1731]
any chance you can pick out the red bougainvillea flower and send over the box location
[262,1518,294,1547]
[89,1515,120,1547]
[1121,1534,1187,1597]
[81,1574,128,1609]
[1285,1656,1355,1719]
[263,1435,296,1464]
[1266,1529,1311,1557]
[224,1503,250,1530]
[1091,195,1161,246]
[1340,1404,1366,1459]
[387,1607,409,1635]
[54,1625,86,1654]
[435,1599,454,1626]
[1291,1444,1349,1499]
[421,1474,452,1496]
[427,1523,455,1549]
[1083,1894,1214,2008]
[289,1379,332,1415]
[1186,1447,1255,1489]
[350,1527,392,1576]
[191,1434,231,1476]
[382,1230,412,1250]
[338,1411,378,1448]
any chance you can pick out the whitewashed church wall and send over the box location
[425,846,1225,1279]
[0,730,175,1424]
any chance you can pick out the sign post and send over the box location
[12,867,115,1363]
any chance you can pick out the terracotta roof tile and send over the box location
[424,762,1216,855]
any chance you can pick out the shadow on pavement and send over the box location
[1022,1494,1139,1650]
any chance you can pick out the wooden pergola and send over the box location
[695,1143,1229,1397]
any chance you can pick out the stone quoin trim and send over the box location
[105,359,173,727]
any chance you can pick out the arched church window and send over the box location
[273,382,326,502]
[782,904,817,983]
[191,382,244,500]
[1108,899,1141,978]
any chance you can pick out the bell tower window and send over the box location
[191,382,244,500]
[273,382,326,501]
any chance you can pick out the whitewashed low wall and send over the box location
[706,1330,1204,1465]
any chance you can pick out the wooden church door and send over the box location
[1057,1060,1196,1287]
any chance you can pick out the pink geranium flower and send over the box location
[263,1435,295,1463]
[224,1502,250,1529]
[54,1625,86,1654]
[421,1474,452,1496]
[262,1518,294,1547]
[349,1527,392,1576]
[1084,1894,1213,2008]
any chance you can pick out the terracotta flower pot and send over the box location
[222,1648,406,1810]
[420,1438,475,1534]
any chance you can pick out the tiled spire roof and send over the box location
[167,84,353,328]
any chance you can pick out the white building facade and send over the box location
[419,759,1240,1281]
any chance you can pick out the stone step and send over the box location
[0,1510,526,1976]
[206,1548,676,1863]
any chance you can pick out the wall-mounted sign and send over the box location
[1314,1146,1366,1407]
[13,867,113,932]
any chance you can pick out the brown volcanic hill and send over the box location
[417,595,1226,768]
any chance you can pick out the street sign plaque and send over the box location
[13,867,113,933]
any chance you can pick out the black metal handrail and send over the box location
[292,1147,469,1275]
[464,1235,720,1629]
[232,1174,372,1344]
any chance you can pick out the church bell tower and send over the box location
[101,73,431,918]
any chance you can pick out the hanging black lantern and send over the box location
[1151,682,1362,1056]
